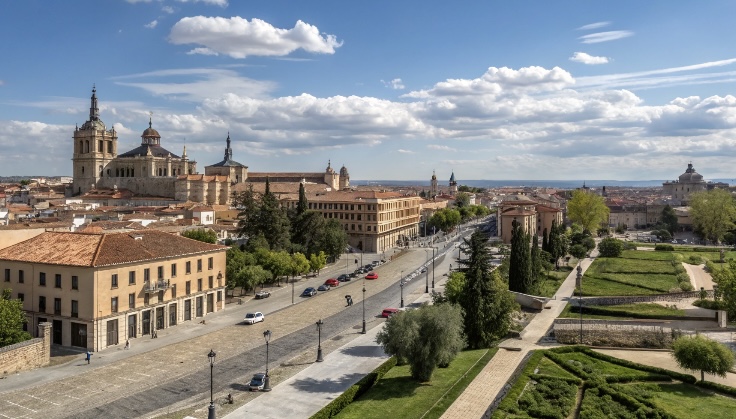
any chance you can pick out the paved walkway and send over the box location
[683,262,715,291]
[440,255,597,419]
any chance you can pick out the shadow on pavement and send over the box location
[229,383,251,392]
[338,345,385,358]
[290,373,365,393]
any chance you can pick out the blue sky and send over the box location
[3,1,736,182]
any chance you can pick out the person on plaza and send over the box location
[85,350,92,364]
[124,340,130,350]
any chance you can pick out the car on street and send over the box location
[302,287,317,297]
[254,291,271,299]
[317,284,331,292]
[365,272,379,280]
[381,308,399,318]
[364,264,374,270]
[371,260,380,267]
[337,274,351,282]
[324,278,340,287]
[249,373,266,391]
[244,312,265,324]
[420,267,427,273]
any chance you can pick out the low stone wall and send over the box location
[553,319,696,348]
[580,290,714,306]
[511,291,548,310]
[0,323,51,376]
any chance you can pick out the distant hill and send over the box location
[352,179,734,189]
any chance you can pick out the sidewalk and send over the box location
[221,324,389,419]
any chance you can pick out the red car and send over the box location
[381,308,399,318]
[324,278,340,287]
[365,272,379,280]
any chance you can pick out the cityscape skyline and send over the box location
[3,1,736,180]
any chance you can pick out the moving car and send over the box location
[365,272,379,280]
[244,312,265,324]
[317,284,331,292]
[337,274,351,282]
[249,373,266,391]
[302,287,317,297]
[254,291,271,299]
[324,278,340,287]
[381,308,399,318]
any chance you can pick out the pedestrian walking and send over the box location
[124,340,130,350]
[85,350,92,364]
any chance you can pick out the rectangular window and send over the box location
[208,257,213,270]
[171,263,177,277]
[111,297,118,313]
[157,266,164,280]
[107,141,112,153]
[172,284,177,298]
[144,294,149,305]
[54,298,61,315]
[4,269,9,282]
[129,271,136,285]
[71,300,78,318]
[18,293,24,302]
[186,261,191,274]
[197,278,202,292]
[18,270,23,283]
[129,293,135,309]
[208,275,213,289]
[158,290,164,303]
[72,276,78,290]
[197,259,202,272]
[39,272,46,286]
[144,268,150,282]
[186,281,191,295]
[111,274,118,288]
[39,296,46,313]
[217,291,222,302]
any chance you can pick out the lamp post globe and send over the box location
[263,330,272,392]
[207,349,216,419]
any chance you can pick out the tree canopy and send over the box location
[672,334,734,382]
[597,237,623,258]
[566,190,610,233]
[429,208,462,234]
[0,289,31,348]
[689,189,736,244]
[660,205,679,235]
[509,220,532,293]
[181,228,217,244]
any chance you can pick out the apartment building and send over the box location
[0,230,227,351]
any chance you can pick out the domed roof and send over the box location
[678,163,703,182]
[142,119,160,139]
[340,165,349,176]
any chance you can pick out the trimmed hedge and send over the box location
[309,356,397,419]
[580,347,697,384]
[655,244,674,251]
[695,379,736,397]
[492,351,545,418]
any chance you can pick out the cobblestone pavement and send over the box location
[0,239,462,419]
[440,255,597,419]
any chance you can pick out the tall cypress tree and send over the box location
[541,228,548,253]
[297,182,308,216]
[509,220,531,293]
[530,234,541,294]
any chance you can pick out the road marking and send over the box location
[134,372,151,377]
[27,394,60,406]
[5,401,36,413]
[63,394,80,400]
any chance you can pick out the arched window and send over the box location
[79,141,83,153]
[81,166,85,174]
[85,141,89,153]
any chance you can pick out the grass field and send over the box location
[336,348,497,419]
[537,266,572,298]
[582,251,682,296]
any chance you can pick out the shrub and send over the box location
[687,255,704,265]
[695,379,736,397]
[517,376,578,419]
[622,241,637,251]
[678,281,694,291]
[705,260,715,272]
[693,299,725,310]
[598,237,624,258]
[655,244,674,251]
[573,347,697,384]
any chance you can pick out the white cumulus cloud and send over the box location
[144,20,158,29]
[381,78,405,90]
[397,149,414,154]
[577,22,610,31]
[570,52,609,65]
[176,0,228,6]
[579,30,634,44]
[169,16,343,58]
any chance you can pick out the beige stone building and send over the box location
[0,230,227,351]
[496,194,563,243]
[662,162,728,205]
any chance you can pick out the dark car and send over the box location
[255,291,271,299]
[302,287,317,297]
[337,274,351,282]
[317,284,331,291]
[249,373,266,391]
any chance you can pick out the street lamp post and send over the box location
[207,349,216,419]
[263,330,272,392]
[432,246,436,289]
[400,275,405,309]
[576,265,583,345]
[424,249,429,293]
[361,283,366,334]
[316,319,324,362]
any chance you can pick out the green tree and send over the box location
[458,231,518,348]
[672,334,734,382]
[0,289,31,347]
[181,228,218,244]
[296,181,308,216]
[444,272,466,304]
[309,251,328,274]
[291,211,326,256]
[547,220,568,269]
[597,237,623,257]
[376,304,465,381]
[509,220,532,293]
[236,265,272,294]
[566,189,610,233]
[661,205,679,235]
[711,259,736,321]
[429,208,462,234]
[454,192,471,208]
[530,234,542,294]
[290,252,311,278]
[569,244,587,259]
[258,178,292,251]
[689,189,736,244]
[318,219,348,260]
[541,228,549,253]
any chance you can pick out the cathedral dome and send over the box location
[678,163,703,183]
[340,165,349,176]
[142,121,161,139]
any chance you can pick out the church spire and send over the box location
[89,84,99,121]
[224,132,232,161]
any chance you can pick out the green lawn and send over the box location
[534,356,578,379]
[580,276,663,296]
[582,252,681,296]
[620,250,675,261]
[553,351,658,378]
[336,348,496,419]
[628,383,736,419]
[559,302,685,320]
[537,267,572,298]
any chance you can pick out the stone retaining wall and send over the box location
[0,323,51,376]
[553,319,699,348]
[580,289,714,306]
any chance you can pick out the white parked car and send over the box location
[244,312,265,325]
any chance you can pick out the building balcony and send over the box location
[144,279,170,294]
